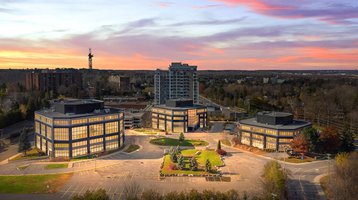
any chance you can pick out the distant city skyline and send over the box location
[0,0,358,70]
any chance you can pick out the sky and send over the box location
[0,0,358,70]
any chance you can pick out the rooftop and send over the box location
[240,117,311,130]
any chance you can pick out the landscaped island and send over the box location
[150,137,208,147]
[161,149,223,176]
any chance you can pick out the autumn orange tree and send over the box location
[290,134,309,154]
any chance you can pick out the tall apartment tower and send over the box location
[154,62,199,105]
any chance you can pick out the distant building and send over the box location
[108,76,131,91]
[124,111,144,129]
[25,70,82,92]
[151,99,207,133]
[238,111,311,151]
[154,62,199,105]
[34,99,124,158]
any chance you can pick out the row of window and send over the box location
[35,114,122,126]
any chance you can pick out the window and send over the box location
[72,140,87,147]
[72,118,87,125]
[56,149,69,157]
[279,131,294,136]
[265,129,277,136]
[241,125,251,131]
[279,138,292,143]
[90,143,103,153]
[72,126,87,140]
[35,122,40,134]
[55,143,69,148]
[188,109,198,127]
[173,122,184,133]
[105,114,118,121]
[106,141,118,150]
[36,135,41,149]
[90,138,103,144]
[105,122,118,134]
[41,124,46,137]
[46,126,52,139]
[54,120,70,126]
[41,138,46,152]
[54,128,69,140]
[106,135,118,142]
[72,147,87,157]
[89,124,103,137]
[89,117,103,123]
[158,119,165,131]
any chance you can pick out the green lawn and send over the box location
[124,144,140,153]
[0,173,72,193]
[10,148,45,161]
[45,164,68,170]
[150,138,208,147]
[134,129,158,135]
[161,149,223,175]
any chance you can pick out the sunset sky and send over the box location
[1,0,358,70]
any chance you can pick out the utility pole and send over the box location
[88,48,94,70]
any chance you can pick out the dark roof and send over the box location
[154,103,206,110]
[36,107,121,119]
[240,117,311,130]
[257,111,292,118]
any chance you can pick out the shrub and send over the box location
[179,132,185,143]
[189,157,198,171]
[177,156,185,170]
[205,159,211,172]
[216,149,227,156]
[141,189,163,200]
[169,162,177,170]
[170,152,178,163]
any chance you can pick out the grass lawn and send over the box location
[0,173,72,193]
[161,149,223,175]
[124,144,140,153]
[134,129,158,135]
[10,148,45,161]
[279,157,315,163]
[150,138,208,146]
[45,164,68,170]
[221,139,231,146]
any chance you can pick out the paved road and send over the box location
[0,132,328,200]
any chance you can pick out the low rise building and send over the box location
[151,99,207,133]
[34,99,124,158]
[238,111,311,151]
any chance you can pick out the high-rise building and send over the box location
[25,70,82,92]
[154,62,199,105]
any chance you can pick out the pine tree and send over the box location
[189,157,198,171]
[339,126,355,152]
[217,140,222,150]
[205,159,211,172]
[170,152,178,163]
[18,128,31,155]
[177,156,185,170]
[179,132,185,143]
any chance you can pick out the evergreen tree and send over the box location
[217,140,222,150]
[302,127,319,152]
[179,132,185,143]
[205,159,211,172]
[189,157,198,171]
[177,156,185,170]
[18,128,31,155]
[339,126,355,152]
[170,152,178,163]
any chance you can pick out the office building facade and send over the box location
[152,99,207,133]
[238,111,311,151]
[34,99,124,158]
[154,62,199,105]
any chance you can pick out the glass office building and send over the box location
[152,99,207,133]
[238,111,311,151]
[34,99,124,158]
